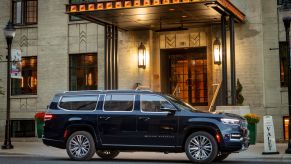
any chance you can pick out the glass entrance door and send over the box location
[170,53,208,106]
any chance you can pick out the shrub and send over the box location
[244,113,260,124]
[34,112,45,122]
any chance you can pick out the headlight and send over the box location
[221,118,240,125]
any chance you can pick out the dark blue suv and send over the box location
[43,90,249,163]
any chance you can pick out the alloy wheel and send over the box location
[188,135,213,160]
[69,135,90,158]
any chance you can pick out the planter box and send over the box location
[35,120,44,138]
[215,106,250,116]
[248,123,256,145]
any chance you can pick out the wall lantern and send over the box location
[213,37,221,65]
[138,42,146,69]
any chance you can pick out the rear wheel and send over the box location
[214,152,230,162]
[185,131,218,163]
[96,150,120,160]
[66,131,96,161]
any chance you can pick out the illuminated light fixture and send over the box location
[88,4,95,11]
[163,0,170,4]
[153,0,160,5]
[70,5,77,12]
[134,0,140,6]
[115,2,122,8]
[144,0,151,6]
[213,37,221,65]
[169,8,175,11]
[125,1,132,7]
[138,42,146,69]
[183,0,190,2]
[181,15,187,18]
[97,3,104,10]
[79,5,86,11]
[106,2,113,9]
[173,0,180,3]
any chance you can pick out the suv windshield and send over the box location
[165,95,200,112]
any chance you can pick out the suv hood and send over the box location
[216,112,246,120]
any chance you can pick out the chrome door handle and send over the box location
[99,116,111,120]
[138,117,150,121]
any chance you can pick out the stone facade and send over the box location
[0,0,288,142]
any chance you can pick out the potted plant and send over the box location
[34,112,45,138]
[244,113,260,145]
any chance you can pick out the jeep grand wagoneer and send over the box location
[43,90,249,163]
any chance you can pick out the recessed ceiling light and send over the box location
[169,8,175,11]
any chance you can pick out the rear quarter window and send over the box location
[59,95,98,111]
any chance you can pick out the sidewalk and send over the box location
[0,141,291,161]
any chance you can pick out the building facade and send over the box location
[0,0,289,142]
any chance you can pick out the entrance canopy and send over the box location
[66,0,245,31]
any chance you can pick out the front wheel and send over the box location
[96,150,120,160]
[66,131,96,161]
[185,131,218,163]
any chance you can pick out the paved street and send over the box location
[0,141,291,163]
[0,155,290,164]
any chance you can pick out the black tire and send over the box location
[214,152,230,162]
[66,131,96,161]
[185,131,218,163]
[96,150,120,160]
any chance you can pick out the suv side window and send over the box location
[103,94,134,112]
[59,95,98,111]
[141,94,174,112]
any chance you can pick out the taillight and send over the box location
[44,114,53,121]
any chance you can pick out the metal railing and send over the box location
[208,82,222,112]
[172,84,180,96]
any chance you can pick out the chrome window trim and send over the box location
[140,94,176,114]
[102,93,135,113]
[57,94,99,112]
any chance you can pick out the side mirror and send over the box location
[160,107,176,114]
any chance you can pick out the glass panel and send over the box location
[11,120,35,137]
[13,1,22,24]
[69,53,98,91]
[284,116,289,140]
[59,96,98,110]
[26,0,37,24]
[141,95,174,112]
[104,94,134,112]
[279,42,288,87]
[12,56,37,95]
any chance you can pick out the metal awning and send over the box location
[66,0,245,31]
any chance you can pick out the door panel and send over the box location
[137,114,178,146]
[98,113,137,145]
[97,94,138,145]
[136,94,178,147]
[170,52,208,106]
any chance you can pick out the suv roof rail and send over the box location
[63,90,103,93]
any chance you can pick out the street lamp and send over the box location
[1,20,15,149]
[282,0,291,154]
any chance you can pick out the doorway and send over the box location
[160,47,208,106]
